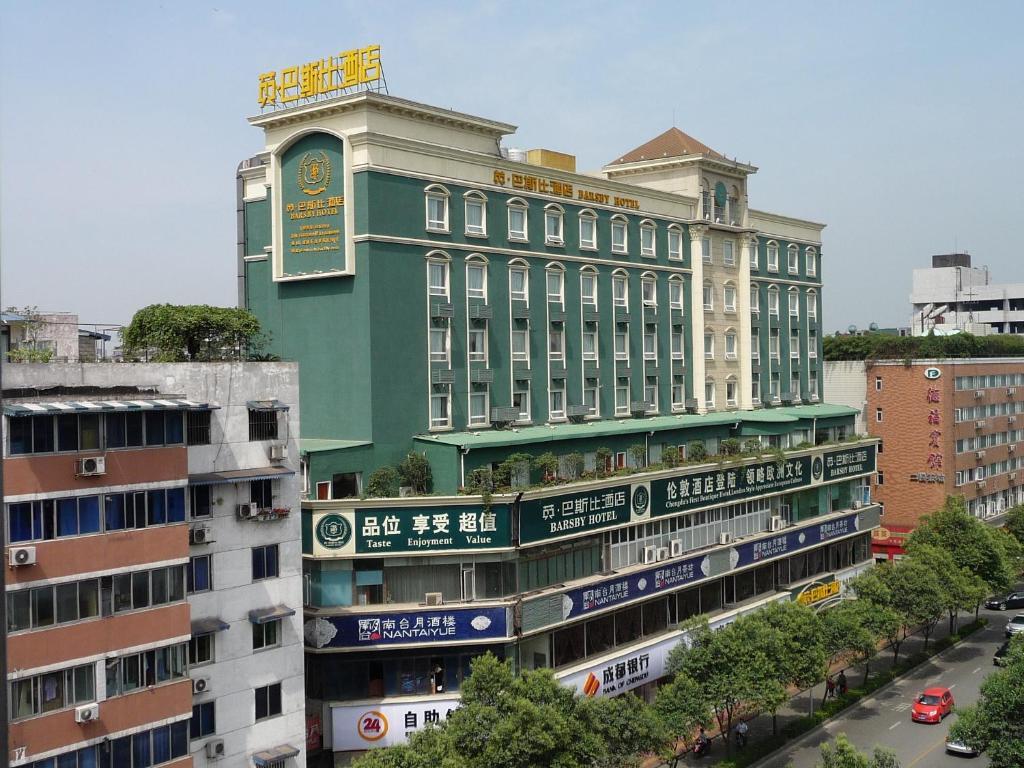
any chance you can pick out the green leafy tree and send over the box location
[495,452,533,488]
[397,452,433,494]
[850,563,942,663]
[351,727,461,768]
[595,447,612,477]
[533,452,559,484]
[686,441,707,463]
[905,542,987,633]
[815,733,901,768]
[122,304,264,361]
[628,443,647,469]
[661,445,680,468]
[1005,504,1024,545]
[653,673,712,766]
[366,466,400,498]
[563,451,585,480]
[757,601,827,718]
[579,692,667,768]
[4,305,55,362]
[824,598,899,686]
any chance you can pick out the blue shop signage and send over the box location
[561,554,710,620]
[733,513,861,568]
[304,606,509,649]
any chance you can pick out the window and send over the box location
[189,633,214,666]
[751,329,760,359]
[750,287,761,316]
[580,270,597,307]
[769,330,780,359]
[877,471,884,485]
[809,329,818,358]
[768,286,779,316]
[511,328,529,362]
[644,378,658,412]
[546,268,564,303]
[513,383,530,422]
[643,330,656,361]
[507,199,528,241]
[791,371,801,398]
[611,216,628,253]
[723,240,735,266]
[642,274,657,306]
[726,378,738,407]
[549,383,566,420]
[10,662,95,720]
[469,386,489,426]
[703,282,713,311]
[548,327,564,361]
[468,327,487,362]
[427,259,449,298]
[667,227,682,260]
[807,291,818,319]
[671,330,684,360]
[255,682,283,721]
[188,555,212,594]
[466,260,487,299]
[186,410,211,445]
[253,618,281,651]
[809,372,818,398]
[640,221,656,257]
[724,285,737,313]
[789,288,800,317]
[583,380,599,416]
[105,564,186,616]
[615,384,629,416]
[425,186,449,231]
[704,378,716,409]
[672,379,685,409]
[751,373,761,403]
[750,241,759,269]
[7,495,102,543]
[788,244,799,274]
[704,331,714,360]
[790,332,800,359]
[767,241,779,272]
[250,479,273,508]
[614,330,628,361]
[875,376,883,392]
[252,545,279,581]
[7,577,101,632]
[669,278,683,310]
[192,701,216,739]
[579,211,597,249]
[464,192,486,236]
[770,373,780,401]
[806,247,817,276]
[507,267,529,305]
[613,273,628,307]
[725,331,737,359]
[544,205,564,245]
[701,237,711,264]
[429,326,448,363]
[582,329,598,361]
[876,408,883,422]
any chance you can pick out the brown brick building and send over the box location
[825,358,1024,558]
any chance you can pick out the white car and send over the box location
[1006,614,1024,638]
[945,736,980,756]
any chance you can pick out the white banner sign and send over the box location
[330,695,461,751]
[556,632,684,698]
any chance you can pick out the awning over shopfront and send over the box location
[189,466,295,486]
[4,399,214,417]
[249,605,296,625]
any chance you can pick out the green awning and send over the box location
[300,438,372,454]
[773,404,860,419]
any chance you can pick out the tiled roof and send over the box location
[611,127,724,165]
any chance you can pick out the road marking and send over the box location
[972,666,981,674]
[889,722,901,730]
[949,683,957,689]
[893,703,910,711]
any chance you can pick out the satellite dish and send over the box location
[847,325,857,334]
[869,322,879,331]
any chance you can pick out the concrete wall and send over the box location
[823,361,868,435]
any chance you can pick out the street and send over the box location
[755,609,1010,767]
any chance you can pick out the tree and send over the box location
[533,452,559,483]
[4,305,55,362]
[595,447,612,477]
[366,466,400,498]
[628,443,647,469]
[686,441,707,463]
[579,693,667,768]
[398,452,433,494]
[351,727,461,768]
[1005,504,1024,545]
[815,733,901,768]
[122,304,263,361]
[850,563,942,664]
[905,542,987,633]
[661,445,680,468]
[758,601,827,717]
[563,452,585,481]
[653,674,712,767]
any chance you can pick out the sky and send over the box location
[1,1,1022,332]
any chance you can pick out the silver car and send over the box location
[1006,614,1024,638]
[945,736,980,756]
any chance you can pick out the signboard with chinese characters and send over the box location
[492,170,641,210]
[258,46,382,108]
[303,606,509,649]
[791,575,840,607]
[310,504,512,557]
[518,482,650,546]
[279,132,347,277]
[732,512,861,569]
[822,444,876,482]
[924,386,944,472]
[330,694,461,751]
[649,456,812,518]
[558,554,709,620]
[557,632,681,699]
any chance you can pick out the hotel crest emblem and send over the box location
[298,150,331,196]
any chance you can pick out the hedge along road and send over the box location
[751,608,1005,768]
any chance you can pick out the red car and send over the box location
[911,686,954,723]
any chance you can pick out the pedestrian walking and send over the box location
[837,670,848,696]
[824,674,836,702]
[734,720,749,749]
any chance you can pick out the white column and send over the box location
[688,226,707,414]
[738,233,756,410]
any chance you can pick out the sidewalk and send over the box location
[643,611,980,767]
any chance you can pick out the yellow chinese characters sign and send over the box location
[492,170,640,210]
[794,579,841,607]
[258,46,381,108]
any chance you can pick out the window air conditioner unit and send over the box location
[425,592,444,606]
[1011,472,1017,481]
[642,545,659,564]
[1010,416,1017,425]
[670,539,684,558]
[269,443,288,462]
[975,390,984,398]
[193,677,211,695]
[718,532,733,545]
[1010,444,1016,453]
[976,451,986,460]
[189,525,213,545]
[9,546,36,567]
[975,420,986,429]
[236,503,259,520]
[1009,388,1017,396]
[74,703,99,723]
[656,546,670,562]
[76,456,106,476]
[205,739,226,759]
[768,515,785,532]
[976,480,987,489]
[851,499,863,510]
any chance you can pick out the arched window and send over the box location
[612,268,629,308]
[580,266,598,308]
[766,240,779,272]
[463,191,487,236]
[641,272,657,307]
[509,258,529,303]
[545,262,565,304]
[668,275,684,310]
[640,219,656,258]
[725,375,738,407]
[750,282,760,314]
[767,285,780,316]
[749,238,760,270]
[807,289,818,320]
[703,280,714,312]
[611,214,629,254]
[704,329,715,360]
[788,287,800,318]
[704,376,716,409]
[544,204,564,245]
[724,328,738,360]
[465,254,488,300]
[426,250,451,298]
[424,184,450,232]
[728,185,741,226]
[787,244,800,275]
[723,281,737,313]
[667,224,683,261]
[507,197,528,241]
[579,209,598,250]
[806,246,818,277]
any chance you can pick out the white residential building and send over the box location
[911,253,1024,336]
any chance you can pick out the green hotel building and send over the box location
[238,90,879,763]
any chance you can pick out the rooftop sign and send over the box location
[258,45,383,109]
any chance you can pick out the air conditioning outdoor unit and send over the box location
[718,532,733,545]
[193,677,211,695]
[205,739,226,759]
[976,420,986,429]
[977,480,987,489]
[976,451,986,460]
[74,703,99,723]
[975,390,984,399]
[768,515,785,532]
[656,547,670,562]
[1010,444,1016,453]
[1009,388,1016,397]
[1010,416,1017,425]
[189,525,213,545]
[642,545,659,564]
[269,443,288,462]
[76,456,106,476]
[236,503,259,520]
[425,592,444,606]
[9,546,37,567]
[670,539,684,558]
[851,499,863,510]
[1011,472,1018,481]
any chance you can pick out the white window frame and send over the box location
[724,285,737,313]
[723,240,735,266]
[767,241,779,272]
[807,290,818,320]
[808,329,818,359]
[580,269,598,308]
[544,205,564,245]
[548,326,565,362]
[511,328,529,363]
[787,244,799,275]
[704,331,715,360]
[642,274,657,307]
[425,185,450,232]
[509,263,529,303]
[667,226,683,261]
[750,242,759,270]
[611,215,628,254]
[808,373,818,399]
[546,266,564,304]
[750,284,760,314]
[644,377,658,413]
[430,386,451,429]
[671,330,684,360]
[751,373,761,404]
[468,387,490,427]
[725,331,737,360]
[643,330,657,361]
[769,330,780,359]
[507,198,528,241]
[615,384,629,416]
[789,288,800,317]
[464,191,487,236]
[701,237,712,264]
[579,210,597,250]
[612,272,629,308]
[468,326,488,363]
[751,329,760,360]
[768,286,780,316]
[703,281,714,312]
[429,326,449,363]
[790,332,800,360]
[583,381,599,416]
[669,278,683,310]
[704,378,716,409]
[806,247,817,277]
[583,328,598,362]
[466,259,487,300]
[671,380,685,410]
[726,378,738,407]
[614,329,628,362]
[640,220,656,258]
[427,257,449,299]
[513,382,531,423]
[549,383,566,421]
